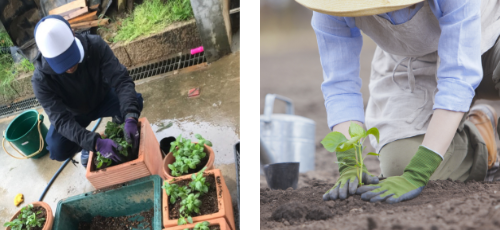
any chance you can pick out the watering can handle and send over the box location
[263,94,294,122]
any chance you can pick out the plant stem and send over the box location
[358,141,363,186]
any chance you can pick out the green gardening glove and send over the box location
[357,145,443,204]
[323,149,379,201]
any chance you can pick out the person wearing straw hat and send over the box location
[32,15,143,168]
[297,0,500,203]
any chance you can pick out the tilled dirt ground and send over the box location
[261,4,500,230]
[261,179,500,230]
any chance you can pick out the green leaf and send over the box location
[337,135,362,152]
[349,122,366,138]
[195,134,202,139]
[204,140,213,147]
[366,127,380,143]
[321,131,348,152]
[187,216,193,224]
[367,152,379,156]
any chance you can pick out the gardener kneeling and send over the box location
[32,15,142,167]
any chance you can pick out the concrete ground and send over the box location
[0,50,240,224]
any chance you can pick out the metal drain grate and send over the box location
[0,52,207,118]
[0,97,40,117]
[128,52,207,81]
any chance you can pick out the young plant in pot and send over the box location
[93,121,139,170]
[4,202,53,230]
[162,168,235,229]
[166,134,213,178]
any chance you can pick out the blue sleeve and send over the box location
[428,0,482,112]
[311,12,364,130]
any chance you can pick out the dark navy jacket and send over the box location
[32,33,140,152]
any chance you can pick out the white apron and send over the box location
[355,0,500,153]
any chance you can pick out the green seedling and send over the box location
[103,121,132,157]
[190,167,209,194]
[4,204,46,230]
[192,221,210,230]
[178,193,201,225]
[321,122,380,186]
[162,181,191,204]
[96,151,112,169]
[168,134,212,177]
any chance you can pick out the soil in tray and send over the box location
[169,175,219,219]
[90,126,141,172]
[10,206,47,230]
[78,208,154,230]
[261,178,500,230]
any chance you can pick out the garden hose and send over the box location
[2,113,45,159]
[38,118,102,202]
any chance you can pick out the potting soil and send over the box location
[77,208,154,230]
[260,179,500,229]
[169,175,219,219]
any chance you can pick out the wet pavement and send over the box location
[0,50,240,224]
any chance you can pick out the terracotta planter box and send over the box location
[6,201,54,230]
[162,169,235,230]
[86,117,163,189]
[162,144,215,180]
[163,218,230,230]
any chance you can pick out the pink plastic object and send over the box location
[191,46,204,55]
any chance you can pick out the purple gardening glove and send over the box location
[95,138,123,163]
[124,117,139,152]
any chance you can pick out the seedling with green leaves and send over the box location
[162,182,191,204]
[176,193,201,225]
[168,134,212,177]
[103,121,132,157]
[96,151,112,169]
[191,221,210,230]
[3,204,46,230]
[190,167,209,194]
[321,122,380,186]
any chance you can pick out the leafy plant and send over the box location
[103,121,132,157]
[15,58,35,73]
[176,191,200,225]
[162,182,191,204]
[3,204,46,230]
[321,122,380,186]
[96,151,112,169]
[193,221,210,230]
[168,134,212,177]
[189,167,209,194]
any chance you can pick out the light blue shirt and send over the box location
[312,0,482,130]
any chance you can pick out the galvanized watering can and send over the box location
[260,94,315,173]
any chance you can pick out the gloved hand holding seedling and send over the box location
[321,122,380,201]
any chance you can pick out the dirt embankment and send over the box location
[261,179,500,230]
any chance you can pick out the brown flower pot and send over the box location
[162,169,235,230]
[86,117,163,189]
[6,201,53,230]
[162,218,230,230]
[162,144,215,180]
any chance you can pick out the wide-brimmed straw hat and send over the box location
[295,0,424,17]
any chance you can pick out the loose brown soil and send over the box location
[77,208,153,230]
[261,179,500,230]
[169,174,219,219]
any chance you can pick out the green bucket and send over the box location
[2,109,49,159]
